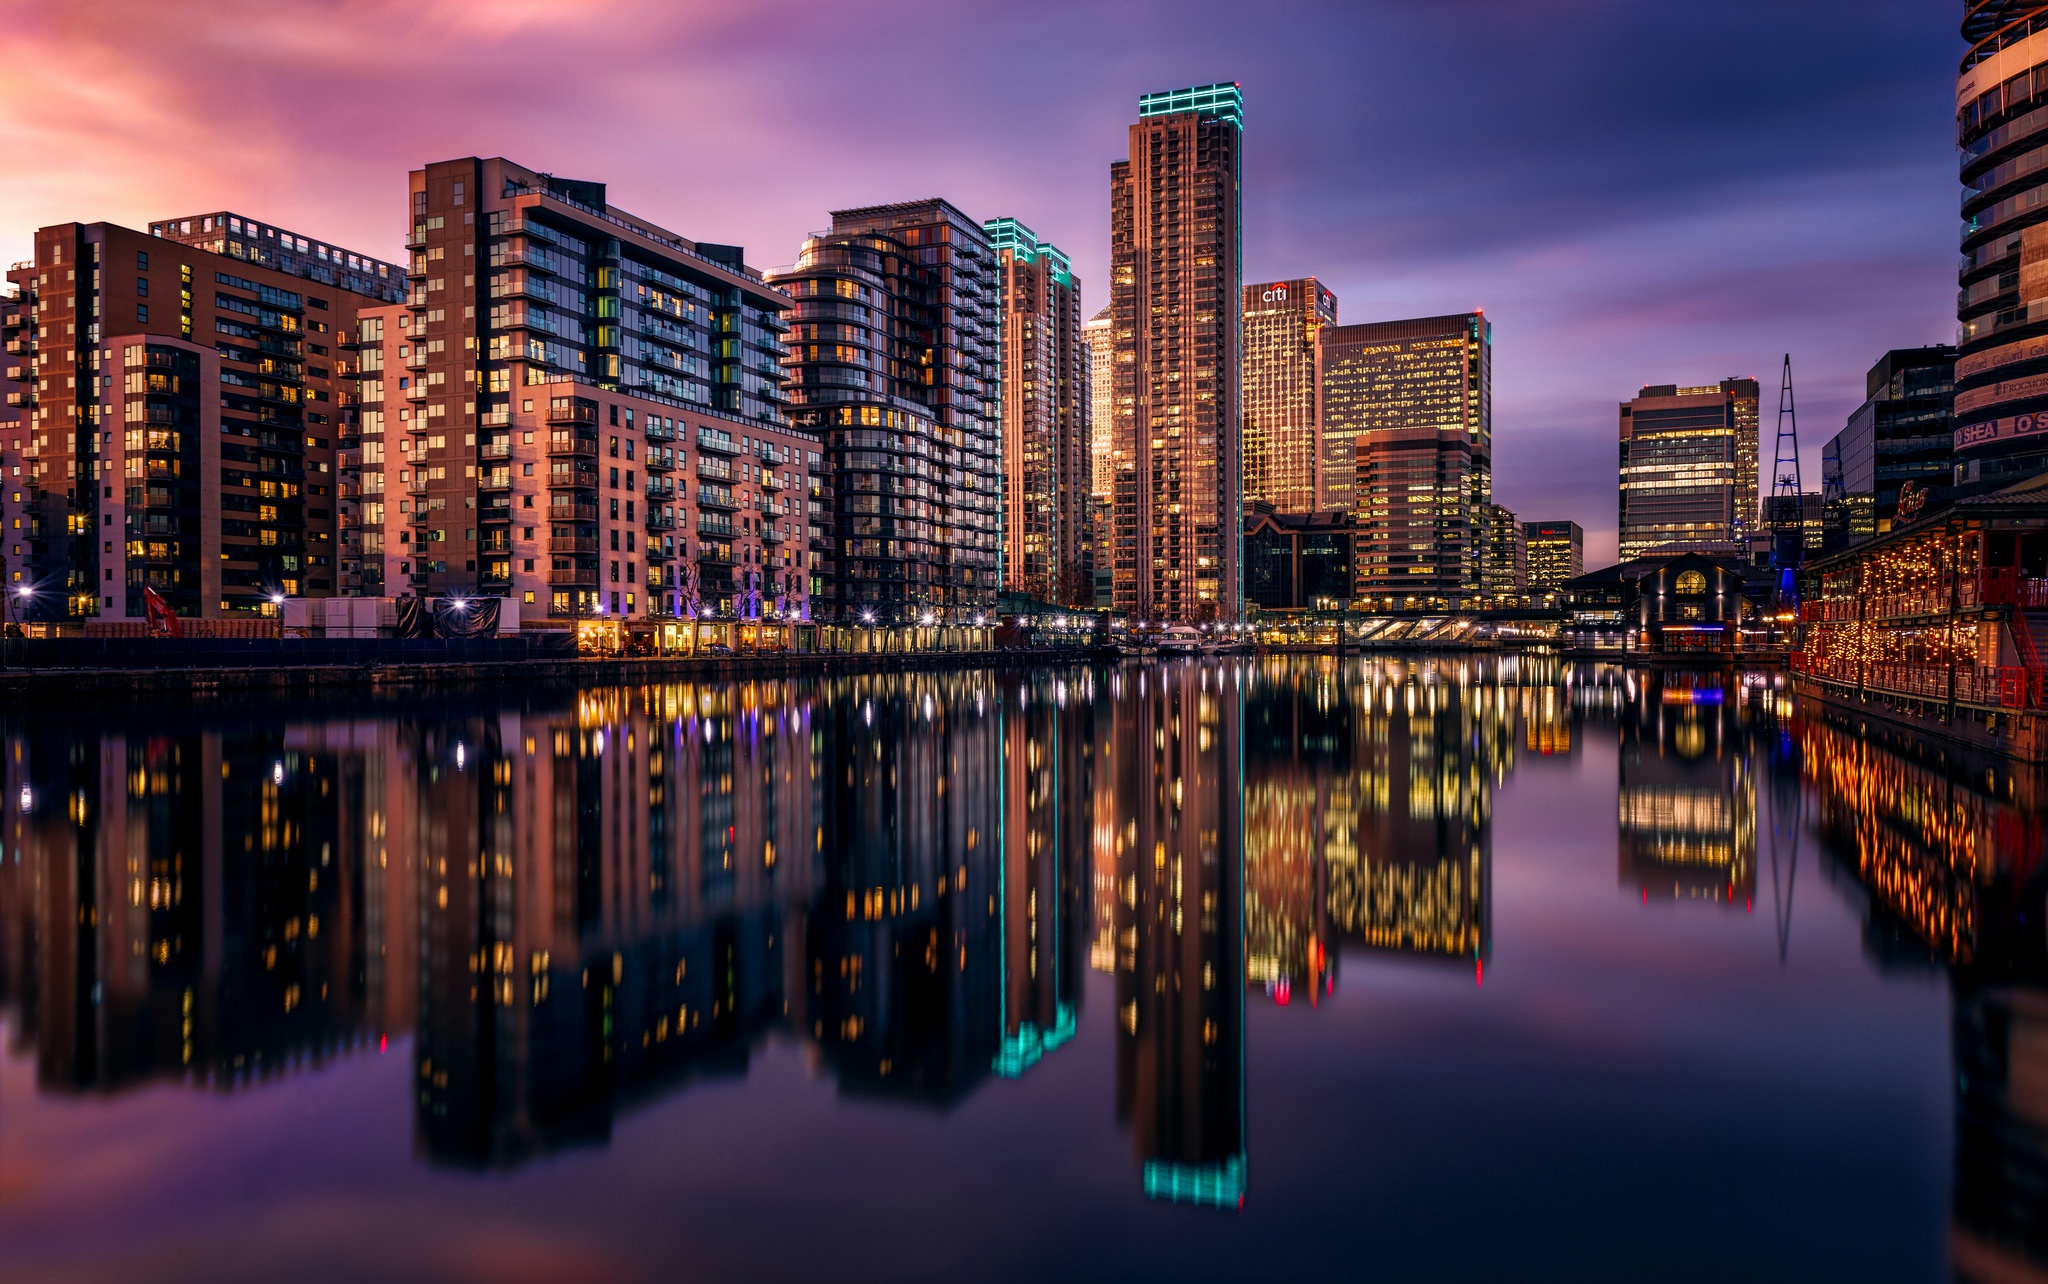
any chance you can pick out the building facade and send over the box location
[349,158,814,625]
[1617,378,1760,560]
[1316,313,1492,608]
[1110,83,1244,623]
[1522,520,1584,597]
[3,217,403,620]
[1820,346,1956,551]
[1241,278,1336,515]
[768,200,1001,625]
[1482,502,1524,605]
[1955,5,2048,495]
[1084,305,1114,500]
[1243,506,1354,611]
[986,218,1086,607]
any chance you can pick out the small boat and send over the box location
[1155,625,1204,656]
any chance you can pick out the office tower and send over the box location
[1,217,403,620]
[1110,82,1244,623]
[1956,6,2048,495]
[1616,378,1760,560]
[1242,279,1337,515]
[1084,305,1114,499]
[1522,520,1584,597]
[986,217,1087,607]
[1482,503,1524,604]
[768,201,1000,625]
[1819,346,1955,550]
[351,158,814,624]
[1317,313,1492,608]
[1242,506,1354,611]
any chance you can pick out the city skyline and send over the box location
[0,1,1958,567]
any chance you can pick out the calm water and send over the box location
[0,657,2038,1282]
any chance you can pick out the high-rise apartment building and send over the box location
[1955,5,2048,495]
[1820,346,1955,550]
[1083,305,1114,500]
[1522,520,1584,597]
[1482,503,1524,604]
[1317,313,1492,608]
[985,218,1086,606]
[1242,278,1336,514]
[1110,82,1244,623]
[2,216,403,620]
[768,200,1001,624]
[1616,378,1760,560]
[352,158,815,623]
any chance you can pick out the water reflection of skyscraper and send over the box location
[1615,671,1758,908]
[1319,659,1499,968]
[1800,714,2048,1281]
[1104,662,1247,1208]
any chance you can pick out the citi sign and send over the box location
[1261,287,1289,302]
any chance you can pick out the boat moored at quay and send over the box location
[1794,473,2048,762]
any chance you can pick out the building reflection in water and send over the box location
[0,656,1567,1212]
[1615,669,1758,909]
[1800,711,2048,1282]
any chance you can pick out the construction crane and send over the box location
[1769,354,1803,606]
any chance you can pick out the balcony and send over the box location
[697,517,736,539]
[645,419,677,442]
[480,440,511,459]
[547,434,597,457]
[645,478,675,501]
[548,397,598,426]
[761,525,786,544]
[548,534,598,554]
[646,512,675,531]
[6,389,33,407]
[760,472,787,491]
[646,541,674,560]
[549,567,598,587]
[479,408,512,428]
[696,488,739,511]
[644,452,674,472]
[696,429,739,455]
[479,469,512,491]
[697,456,734,482]
[549,501,599,523]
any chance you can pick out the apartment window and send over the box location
[136,304,148,323]
[135,277,148,296]
[137,251,149,270]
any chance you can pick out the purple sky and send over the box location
[1,0,1959,564]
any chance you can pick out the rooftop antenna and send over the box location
[1769,355,1803,595]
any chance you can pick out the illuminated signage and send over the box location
[1956,412,2048,451]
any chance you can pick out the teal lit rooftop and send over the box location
[1138,81,1243,128]
[983,216,1073,284]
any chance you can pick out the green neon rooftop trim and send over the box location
[992,1004,1078,1078]
[1138,81,1244,128]
[1143,1155,1246,1209]
[983,217,1075,284]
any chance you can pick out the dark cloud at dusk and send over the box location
[0,0,1959,561]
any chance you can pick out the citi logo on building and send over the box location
[1262,287,1288,302]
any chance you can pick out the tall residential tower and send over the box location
[769,200,1002,624]
[986,217,1087,606]
[1110,82,1244,623]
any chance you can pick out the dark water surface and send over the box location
[0,657,2038,1282]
